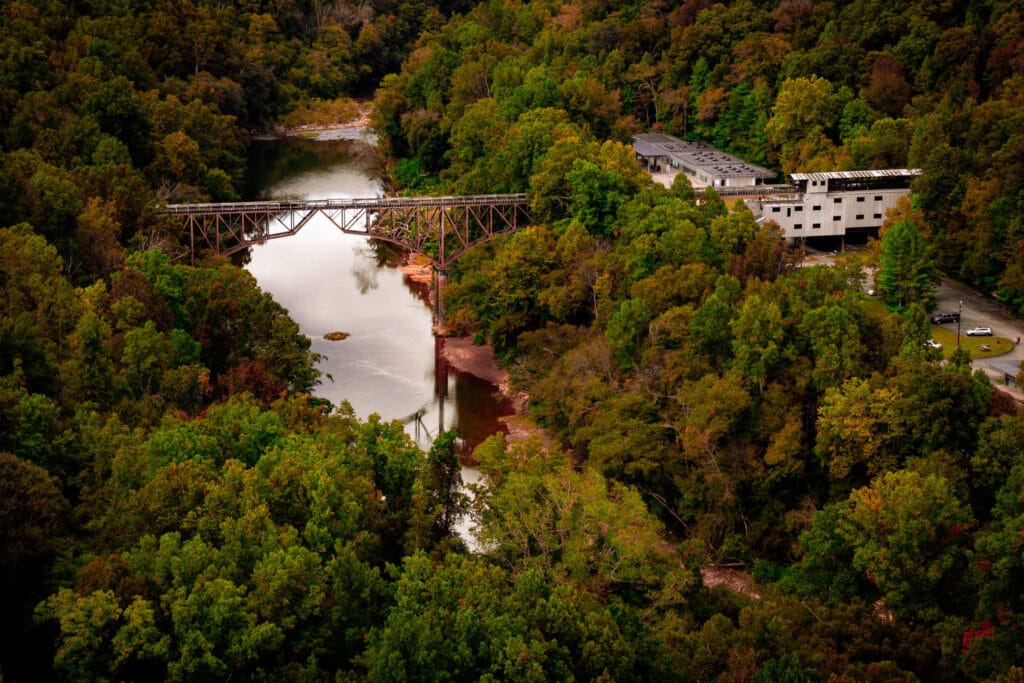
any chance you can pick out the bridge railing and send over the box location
[164,193,529,215]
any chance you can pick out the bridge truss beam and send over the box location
[166,194,531,268]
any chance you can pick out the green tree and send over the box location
[446,226,556,353]
[84,76,153,166]
[765,75,842,169]
[475,451,694,615]
[877,217,936,311]
[839,469,973,622]
[60,309,116,409]
[0,452,69,569]
[538,220,602,323]
[605,297,652,369]
[0,224,80,392]
[959,462,1024,678]
[784,502,864,604]
[120,321,171,398]
[566,156,631,237]
[800,302,867,390]
[815,377,904,487]
[365,551,661,681]
[730,292,785,394]
[412,430,468,549]
[970,415,1024,514]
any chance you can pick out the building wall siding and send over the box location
[761,187,912,240]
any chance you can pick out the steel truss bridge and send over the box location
[164,193,531,270]
[163,193,530,331]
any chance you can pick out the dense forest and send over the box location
[3,0,1024,680]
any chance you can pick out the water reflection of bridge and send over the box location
[164,194,530,330]
[397,337,461,452]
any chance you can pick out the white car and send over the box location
[965,326,993,336]
[925,339,943,349]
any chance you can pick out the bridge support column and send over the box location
[432,267,449,336]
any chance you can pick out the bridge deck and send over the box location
[164,192,532,273]
[164,193,528,215]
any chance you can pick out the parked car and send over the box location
[966,326,993,336]
[930,311,960,324]
[925,339,943,349]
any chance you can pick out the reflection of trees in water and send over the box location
[350,241,380,294]
[367,237,404,268]
[351,239,405,293]
[349,139,385,178]
[244,136,382,199]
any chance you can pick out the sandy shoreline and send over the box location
[397,255,433,285]
[261,105,377,143]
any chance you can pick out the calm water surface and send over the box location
[243,134,511,459]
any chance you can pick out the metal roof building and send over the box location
[633,134,776,188]
[753,168,921,245]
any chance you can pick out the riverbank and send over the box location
[398,255,547,443]
[397,254,433,285]
[259,103,376,142]
[395,248,542,443]
[440,336,549,446]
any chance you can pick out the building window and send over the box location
[856,196,866,202]
[834,198,842,204]
[856,214,864,220]
[794,206,803,212]
[794,224,802,230]
[874,213,883,219]
[833,215,842,221]
[811,180,817,186]
[812,223,821,229]
[771,206,781,213]
[874,195,883,201]
[812,205,821,211]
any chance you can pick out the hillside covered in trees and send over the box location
[3,0,1024,680]
[375,0,1024,314]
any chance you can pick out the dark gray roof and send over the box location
[633,134,776,179]
[633,137,666,157]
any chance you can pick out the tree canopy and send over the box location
[4,0,1024,680]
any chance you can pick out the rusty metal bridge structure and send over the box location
[164,193,531,270]
[163,193,530,331]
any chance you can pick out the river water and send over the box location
[242,132,512,460]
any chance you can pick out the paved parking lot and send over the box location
[932,279,1023,392]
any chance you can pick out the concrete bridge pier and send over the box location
[432,267,449,335]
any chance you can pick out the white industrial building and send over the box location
[755,169,921,243]
[633,134,776,188]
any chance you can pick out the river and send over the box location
[242,131,513,461]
